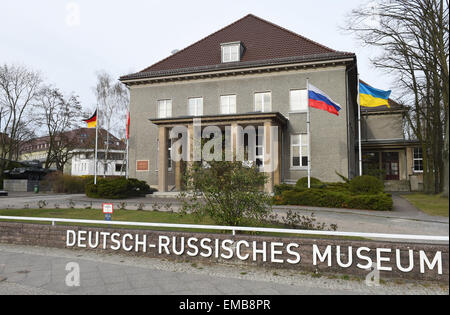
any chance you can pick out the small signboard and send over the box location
[104,213,112,221]
[102,203,114,214]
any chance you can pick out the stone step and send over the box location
[384,180,410,192]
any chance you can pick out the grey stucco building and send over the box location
[120,14,422,193]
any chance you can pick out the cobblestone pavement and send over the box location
[0,244,447,295]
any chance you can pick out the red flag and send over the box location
[126,111,130,139]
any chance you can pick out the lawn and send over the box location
[401,193,449,217]
[0,208,218,232]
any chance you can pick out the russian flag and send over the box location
[308,83,341,116]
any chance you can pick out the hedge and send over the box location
[275,188,392,211]
[41,172,93,193]
[274,183,295,196]
[85,177,156,199]
[349,175,384,195]
[296,177,324,189]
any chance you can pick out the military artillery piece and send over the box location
[2,159,55,193]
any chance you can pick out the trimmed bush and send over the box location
[323,182,351,193]
[276,188,392,211]
[349,175,384,194]
[85,177,155,199]
[296,177,324,189]
[347,193,393,211]
[274,183,295,196]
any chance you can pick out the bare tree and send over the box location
[0,64,42,171]
[93,71,129,176]
[344,0,449,194]
[34,86,84,171]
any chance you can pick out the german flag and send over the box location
[83,110,97,128]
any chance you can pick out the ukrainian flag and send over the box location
[359,81,392,108]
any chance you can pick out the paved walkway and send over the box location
[0,244,447,295]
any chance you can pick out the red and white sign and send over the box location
[102,203,114,214]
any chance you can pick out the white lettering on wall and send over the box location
[286,243,301,264]
[420,250,442,275]
[62,229,445,276]
[356,247,372,270]
[313,245,331,266]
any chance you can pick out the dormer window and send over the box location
[221,42,242,63]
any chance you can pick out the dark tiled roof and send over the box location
[121,14,354,81]
[20,128,126,154]
[360,99,407,112]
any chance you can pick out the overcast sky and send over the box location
[0,0,390,113]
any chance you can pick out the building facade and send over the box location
[120,14,421,192]
[361,103,423,191]
[19,128,126,177]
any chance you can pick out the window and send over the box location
[255,128,264,170]
[156,138,172,171]
[254,92,271,112]
[221,43,240,63]
[188,97,203,116]
[158,99,172,118]
[413,147,423,172]
[291,134,308,168]
[290,89,308,112]
[115,163,126,172]
[220,95,236,114]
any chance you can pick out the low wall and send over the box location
[3,179,39,192]
[0,222,447,283]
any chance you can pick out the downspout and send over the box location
[345,60,357,179]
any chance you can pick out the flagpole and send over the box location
[126,138,129,179]
[126,111,129,179]
[357,74,362,176]
[94,104,99,185]
[306,78,311,189]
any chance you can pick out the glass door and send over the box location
[382,152,399,180]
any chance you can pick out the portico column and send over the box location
[231,122,238,160]
[175,161,181,191]
[264,121,274,193]
[175,130,182,191]
[158,126,168,192]
[273,125,282,186]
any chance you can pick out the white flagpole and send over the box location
[94,104,99,185]
[126,111,129,179]
[306,78,311,189]
[357,74,362,176]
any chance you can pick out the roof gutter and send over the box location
[120,54,356,85]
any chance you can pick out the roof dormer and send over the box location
[221,41,244,63]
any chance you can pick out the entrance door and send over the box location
[382,152,400,180]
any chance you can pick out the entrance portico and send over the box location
[150,112,287,193]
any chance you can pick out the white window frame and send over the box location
[290,134,309,169]
[413,147,423,173]
[221,43,240,63]
[220,95,237,114]
[254,92,272,112]
[289,89,308,112]
[158,99,172,118]
[188,97,203,116]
